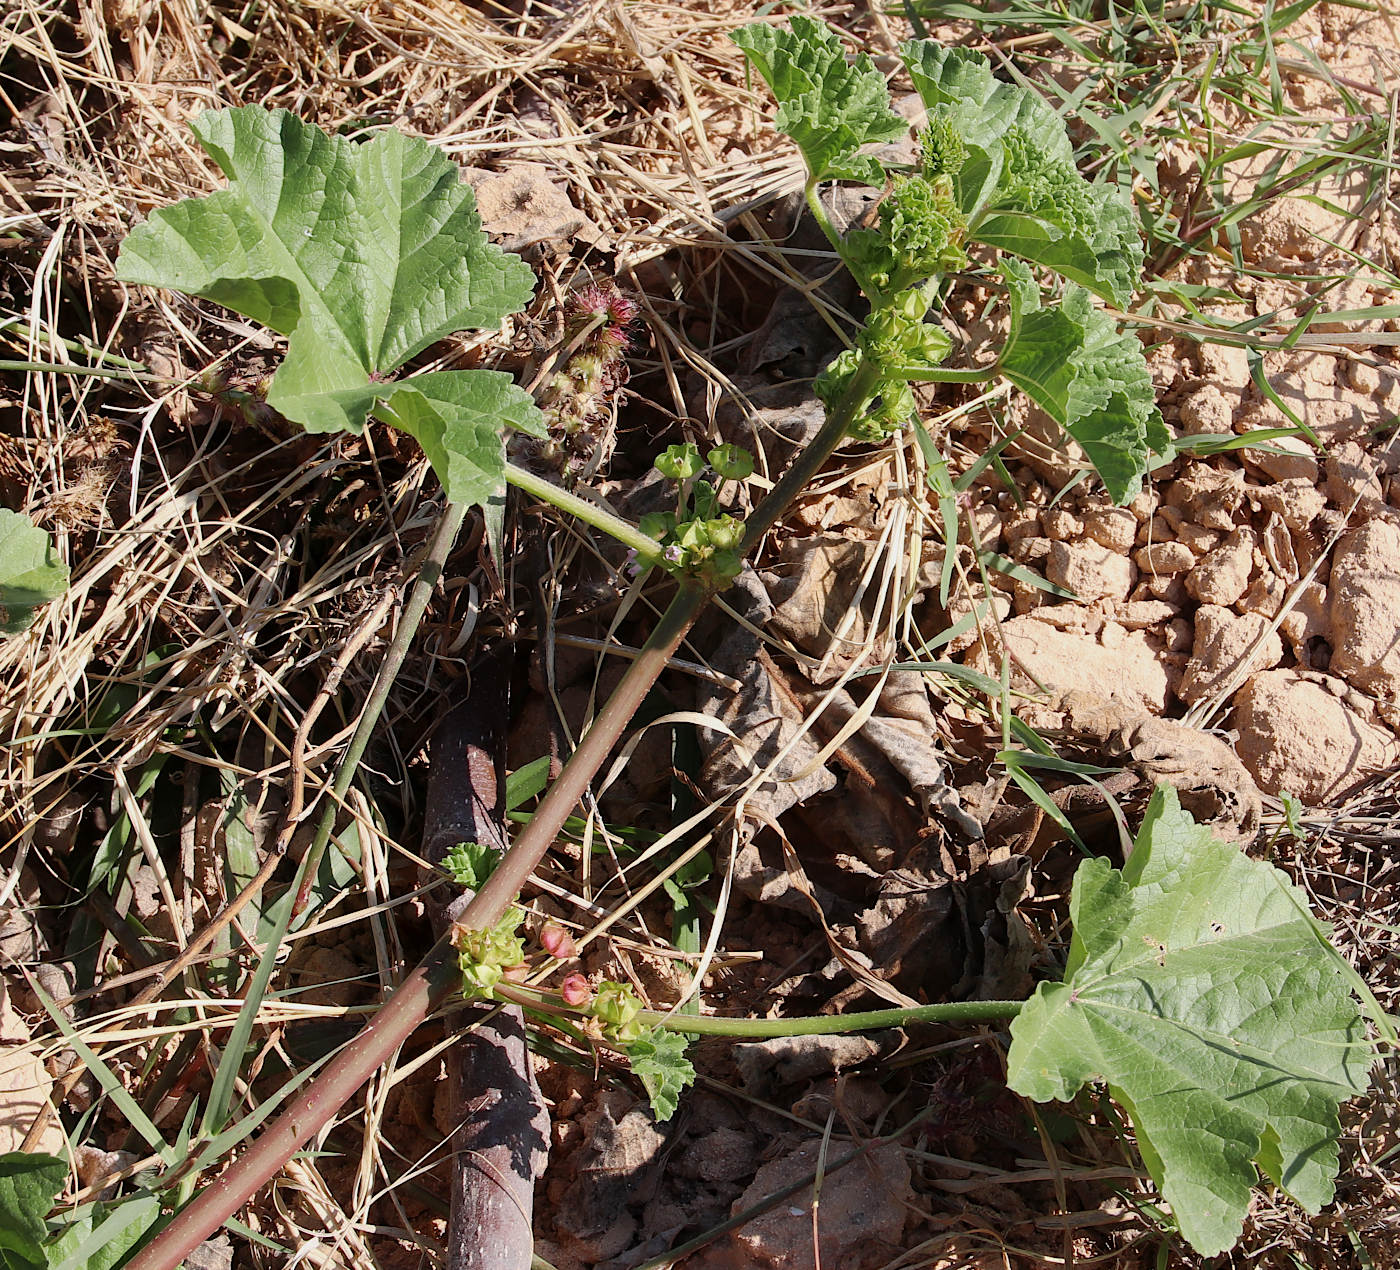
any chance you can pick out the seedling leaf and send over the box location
[625,1026,695,1122]
[901,41,1142,307]
[443,841,502,890]
[1006,785,1374,1256]
[0,1152,64,1270]
[997,260,1159,503]
[0,511,69,636]
[115,106,541,504]
[732,17,907,186]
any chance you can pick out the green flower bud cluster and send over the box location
[920,114,968,180]
[816,348,918,441]
[590,980,646,1043]
[859,288,954,375]
[816,289,954,439]
[844,169,967,294]
[641,442,753,582]
[456,906,526,998]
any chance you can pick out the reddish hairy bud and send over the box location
[540,921,578,960]
[560,974,591,1008]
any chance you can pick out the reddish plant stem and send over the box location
[130,355,882,1270]
[127,585,708,1270]
[453,581,708,932]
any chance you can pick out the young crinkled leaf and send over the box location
[996,259,1162,503]
[1007,785,1374,1257]
[731,17,907,187]
[624,1026,695,1123]
[0,511,69,636]
[116,106,542,507]
[901,42,1142,309]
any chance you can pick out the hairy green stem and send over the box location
[904,365,998,384]
[131,351,883,1270]
[649,999,1020,1034]
[499,982,1021,1035]
[504,461,667,567]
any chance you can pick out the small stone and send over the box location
[1325,440,1383,508]
[1329,520,1400,700]
[1142,573,1190,606]
[729,1141,911,1270]
[1251,478,1326,532]
[1239,427,1320,483]
[970,618,1177,714]
[1080,505,1137,553]
[1187,527,1257,607]
[1129,488,1158,523]
[1045,540,1136,603]
[1002,506,1041,545]
[1177,522,1221,556]
[1347,361,1381,394]
[1118,600,1178,630]
[1166,617,1194,652]
[1040,508,1085,540]
[1239,572,1286,618]
[1135,541,1195,574]
[1165,464,1245,529]
[1198,341,1251,389]
[1279,580,1331,666]
[1178,606,1285,704]
[1009,535,1052,564]
[1155,504,1186,534]
[1178,385,1235,433]
[970,504,1002,550]
[1234,669,1400,803]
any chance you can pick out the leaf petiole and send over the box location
[504,461,669,568]
[498,981,1022,1037]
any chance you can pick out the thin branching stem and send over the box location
[497,982,1022,1034]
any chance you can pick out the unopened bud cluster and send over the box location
[639,441,754,583]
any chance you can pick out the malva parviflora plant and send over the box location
[35,18,1372,1268]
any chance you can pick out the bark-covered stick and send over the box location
[422,659,549,1270]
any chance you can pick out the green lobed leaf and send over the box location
[0,511,69,637]
[442,840,502,890]
[901,41,1142,308]
[373,371,544,510]
[115,106,540,504]
[625,1026,695,1122]
[996,259,1159,504]
[731,17,907,186]
[1006,785,1374,1257]
[0,1152,65,1270]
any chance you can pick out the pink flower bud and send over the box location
[560,974,591,1008]
[566,281,638,354]
[540,921,578,960]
